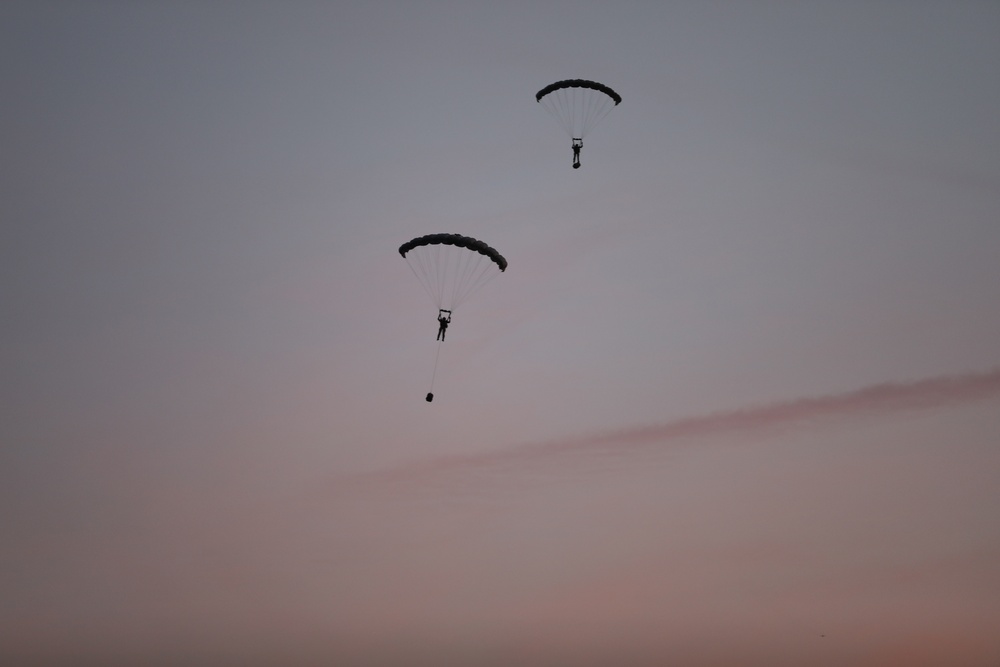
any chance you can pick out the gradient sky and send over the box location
[2,2,999,665]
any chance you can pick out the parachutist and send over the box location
[536,80,619,168]
[436,309,451,341]
[399,234,506,400]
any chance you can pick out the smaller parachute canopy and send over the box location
[535,79,622,105]
[535,79,621,145]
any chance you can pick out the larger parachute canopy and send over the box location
[535,79,622,105]
[535,79,621,140]
[399,233,507,271]
[399,233,506,312]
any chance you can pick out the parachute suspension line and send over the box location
[579,87,611,137]
[453,257,500,308]
[589,97,615,135]
[443,249,493,310]
[452,248,488,307]
[403,242,503,312]
[565,87,578,134]
[405,252,434,308]
[578,86,592,134]
[569,86,583,133]
[428,337,443,396]
[539,83,618,140]
[548,88,566,134]
[414,243,446,309]
[539,92,559,133]
[434,243,445,306]
[587,87,608,130]
[584,88,600,132]
[406,245,440,309]
[447,244,472,308]
[541,87,574,136]
[421,245,439,305]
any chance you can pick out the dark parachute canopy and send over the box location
[535,79,621,140]
[399,233,506,312]
[535,79,622,105]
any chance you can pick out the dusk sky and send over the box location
[2,2,999,665]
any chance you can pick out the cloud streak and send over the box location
[348,367,1000,485]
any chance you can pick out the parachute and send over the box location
[536,79,621,168]
[400,233,507,402]
[399,233,506,312]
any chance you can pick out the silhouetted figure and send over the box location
[436,309,451,341]
[572,138,582,169]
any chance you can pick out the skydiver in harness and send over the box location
[436,309,451,341]
[572,138,583,169]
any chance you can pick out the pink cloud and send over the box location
[344,367,1000,485]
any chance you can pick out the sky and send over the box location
[2,1,999,665]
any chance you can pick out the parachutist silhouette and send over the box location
[400,234,506,402]
[537,80,620,168]
[436,309,451,341]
